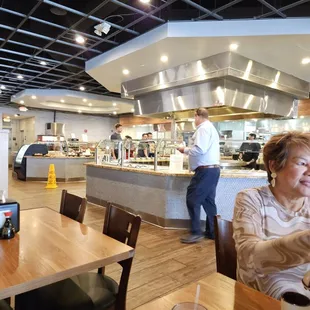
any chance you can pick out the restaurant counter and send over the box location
[23,156,94,182]
[85,163,267,229]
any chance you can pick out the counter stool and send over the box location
[15,203,141,310]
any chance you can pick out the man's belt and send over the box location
[195,165,220,171]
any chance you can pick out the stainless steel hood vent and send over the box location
[45,123,65,136]
[121,52,309,119]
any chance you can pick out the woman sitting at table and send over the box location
[233,131,310,300]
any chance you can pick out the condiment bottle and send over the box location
[1,211,15,239]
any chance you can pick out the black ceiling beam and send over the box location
[193,0,244,21]
[109,0,165,23]
[0,0,43,50]
[0,38,87,61]
[182,0,223,20]
[0,24,102,54]
[8,0,177,99]
[0,0,117,95]
[42,0,140,36]
[257,0,286,18]
[29,0,177,89]
[0,7,119,47]
[257,0,310,18]
[0,48,84,69]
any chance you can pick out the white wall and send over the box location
[0,130,9,197]
[19,117,36,144]
[0,107,116,143]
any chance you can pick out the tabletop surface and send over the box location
[0,208,134,299]
[135,273,280,310]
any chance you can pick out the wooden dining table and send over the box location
[135,273,281,310]
[0,207,134,300]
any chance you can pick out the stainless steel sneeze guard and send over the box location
[121,52,309,119]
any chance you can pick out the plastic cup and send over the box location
[172,302,207,310]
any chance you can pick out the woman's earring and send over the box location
[271,172,277,188]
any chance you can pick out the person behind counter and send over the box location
[239,133,261,169]
[124,135,135,159]
[233,131,310,300]
[147,132,156,158]
[137,133,149,158]
[110,123,122,160]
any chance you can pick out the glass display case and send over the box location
[36,135,67,155]
[95,137,265,172]
[95,138,186,171]
[67,139,96,157]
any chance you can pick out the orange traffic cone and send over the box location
[45,164,58,189]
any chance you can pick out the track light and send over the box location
[94,22,111,36]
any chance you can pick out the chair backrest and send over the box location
[102,203,141,310]
[59,190,87,224]
[214,215,237,280]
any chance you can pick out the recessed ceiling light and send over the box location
[88,103,92,106]
[79,86,85,91]
[300,115,305,119]
[112,102,117,106]
[78,110,82,113]
[40,61,47,66]
[301,58,310,65]
[229,43,239,51]
[60,99,65,103]
[160,55,168,63]
[20,100,24,104]
[83,98,87,102]
[17,75,23,79]
[14,114,20,117]
[140,0,151,3]
[122,69,129,75]
[131,108,135,112]
[113,111,117,115]
[31,95,37,99]
[0,85,5,90]
[75,35,85,44]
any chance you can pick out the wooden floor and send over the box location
[8,171,216,310]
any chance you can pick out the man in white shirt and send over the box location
[177,108,220,243]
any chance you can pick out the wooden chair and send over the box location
[59,189,87,224]
[214,215,237,280]
[15,203,141,310]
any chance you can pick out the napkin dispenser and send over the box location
[0,199,20,233]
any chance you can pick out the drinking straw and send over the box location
[194,284,201,310]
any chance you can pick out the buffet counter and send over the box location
[85,163,267,229]
[24,156,94,182]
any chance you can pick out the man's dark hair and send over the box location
[125,135,132,139]
[142,133,148,137]
[147,132,152,135]
[115,123,122,129]
[249,133,256,139]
